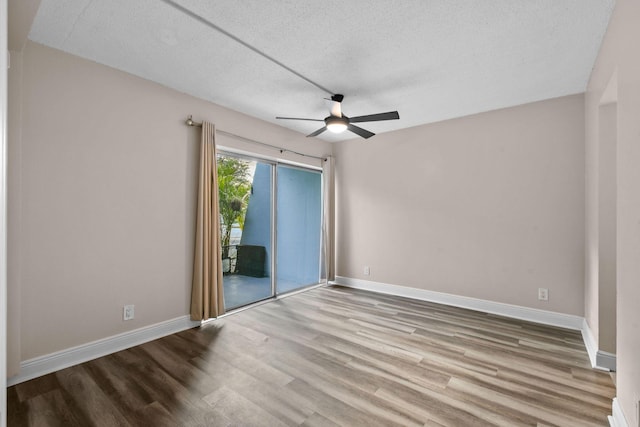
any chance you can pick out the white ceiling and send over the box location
[28,0,614,142]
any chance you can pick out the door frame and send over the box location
[1,0,9,424]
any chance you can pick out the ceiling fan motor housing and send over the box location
[325,115,348,133]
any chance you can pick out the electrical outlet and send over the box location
[364,266,370,276]
[538,288,549,301]
[123,305,135,320]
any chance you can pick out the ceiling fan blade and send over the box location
[347,124,375,139]
[348,111,400,123]
[307,127,327,137]
[276,116,324,122]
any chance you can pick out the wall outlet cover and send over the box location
[123,305,135,321]
[538,288,549,301]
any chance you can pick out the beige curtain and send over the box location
[321,156,336,282]
[191,121,225,320]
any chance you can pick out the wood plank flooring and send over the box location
[8,285,615,426]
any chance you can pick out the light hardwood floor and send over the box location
[8,285,615,426]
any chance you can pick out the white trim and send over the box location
[203,282,327,324]
[1,1,8,424]
[217,145,323,171]
[7,316,200,386]
[10,284,328,385]
[609,398,629,427]
[582,318,599,367]
[335,276,584,330]
[335,278,620,373]
[596,350,616,371]
[581,318,617,371]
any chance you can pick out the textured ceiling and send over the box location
[29,0,614,142]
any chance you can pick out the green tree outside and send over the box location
[217,156,252,258]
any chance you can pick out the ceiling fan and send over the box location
[276,94,400,139]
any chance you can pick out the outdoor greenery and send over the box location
[217,156,252,257]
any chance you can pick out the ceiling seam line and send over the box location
[158,0,335,96]
[62,0,96,47]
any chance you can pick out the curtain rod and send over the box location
[185,116,328,162]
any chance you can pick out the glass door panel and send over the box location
[218,154,273,310]
[276,165,322,294]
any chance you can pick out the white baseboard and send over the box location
[581,318,617,371]
[334,276,584,330]
[581,318,599,367]
[609,398,630,427]
[7,315,200,386]
[597,350,617,372]
[335,277,619,373]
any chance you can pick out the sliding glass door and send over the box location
[276,165,322,293]
[218,154,273,310]
[217,153,322,310]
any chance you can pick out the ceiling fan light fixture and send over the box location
[325,116,348,133]
[277,95,399,139]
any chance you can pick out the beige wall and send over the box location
[8,0,41,50]
[7,0,41,381]
[8,41,331,365]
[597,102,617,354]
[8,9,634,421]
[584,93,599,347]
[7,49,23,376]
[335,94,585,315]
[586,0,640,423]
